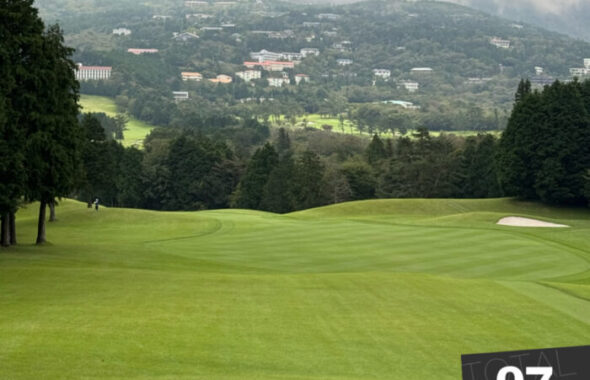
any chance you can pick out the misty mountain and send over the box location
[443,0,590,41]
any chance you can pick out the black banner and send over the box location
[461,345,590,380]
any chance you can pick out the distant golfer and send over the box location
[94,198,100,211]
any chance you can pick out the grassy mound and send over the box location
[1,199,589,379]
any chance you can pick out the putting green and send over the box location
[1,198,589,379]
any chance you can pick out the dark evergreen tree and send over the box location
[365,134,387,166]
[232,143,278,209]
[261,154,296,213]
[0,0,45,246]
[293,151,326,210]
[23,24,82,244]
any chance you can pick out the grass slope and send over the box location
[1,199,590,379]
[79,95,155,148]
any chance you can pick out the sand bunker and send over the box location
[497,216,569,228]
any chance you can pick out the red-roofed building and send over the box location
[244,60,295,72]
[127,48,159,55]
[75,64,112,81]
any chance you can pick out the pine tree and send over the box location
[0,0,46,246]
[22,24,82,244]
[232,143,278,210]
[365,134,386,166]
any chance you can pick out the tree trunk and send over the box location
[49,200,56,222]
[9,211,16,245]
[1,213,9,247]
[36,201,47,245]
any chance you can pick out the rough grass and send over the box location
[1,198,590,379]
[79,95,155,148]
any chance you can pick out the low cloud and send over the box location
[445,0,582,15]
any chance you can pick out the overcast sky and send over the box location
[446,0,583,15]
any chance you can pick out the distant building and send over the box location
[490,37,510,49]
[336,59,353,66]
[244,61,295,71]
[186,13,213,19]
[411,67,433,74]
[214,1,237,5]
[236,70,262,82]
[181,72,203,81]
[534,66,544,75]
[201,27,223,32]
[172,32,200,41]
[585,59,590,69]
[173,91,189,102]
[209,74,232,84]
[300,48,320,58]
[303,22,321,27]
[185,1,209,7]
[128,48,159,55]
[465,77,492,85]
[398,80,419,92]
[373,69,391,79]
[75,64,112,81]
[152,15,172,20]
[250,50,283,62]
[112,28,131,36]
[295,74,310,84]
[569,67,588,76]
[268,77,290,87]
[382,100,420,110]
[317,13,340,20]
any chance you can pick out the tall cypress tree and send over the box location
[23,24,82,244]
[0,0,46,246]
[232,143,278,210]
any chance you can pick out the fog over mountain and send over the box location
[286,0,590,41]
[442,0,590,41]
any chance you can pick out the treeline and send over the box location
[497,79,590,205]
[74,117,503,214]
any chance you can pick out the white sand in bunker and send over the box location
[497,216,569,228]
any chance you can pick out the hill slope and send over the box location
[1,199,590,379]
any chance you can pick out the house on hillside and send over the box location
[235,70,262,82]
[152,15,172,20]
[373,69,391,79]
[398,80,419,92]
[128,48,159,55]
[411,67,433,74]
[181,72,203,81]
[337,59,353,66]
[185,1,209,7]
[173,32,199,41]
[75,64,112,81]
[295,74,310,84]
[300,48,320,58]
[173,91,189,102]
[244,61,295,72]
[268,76,290,87]
[113,28,131,36]
[209,74,232,84]
[490,37,510,49]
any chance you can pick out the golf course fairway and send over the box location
[1,198,590,379]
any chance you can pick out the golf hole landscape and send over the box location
[2,198,590,379]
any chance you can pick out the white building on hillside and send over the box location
[75,64,112,81]
[113,28,131,36]
[301,48,320,57]
[181,72,203,81]
[490,37,510,49]
[373,69,391,79]
[534,66,544,75]
[337,59,353,66]
[268,77,290,87]
[295,74,310,84]
[585,58,590,69]
[236,70,262,82]
[411,67,433,74]
[173,91,189,102]
[398,80,419,92]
